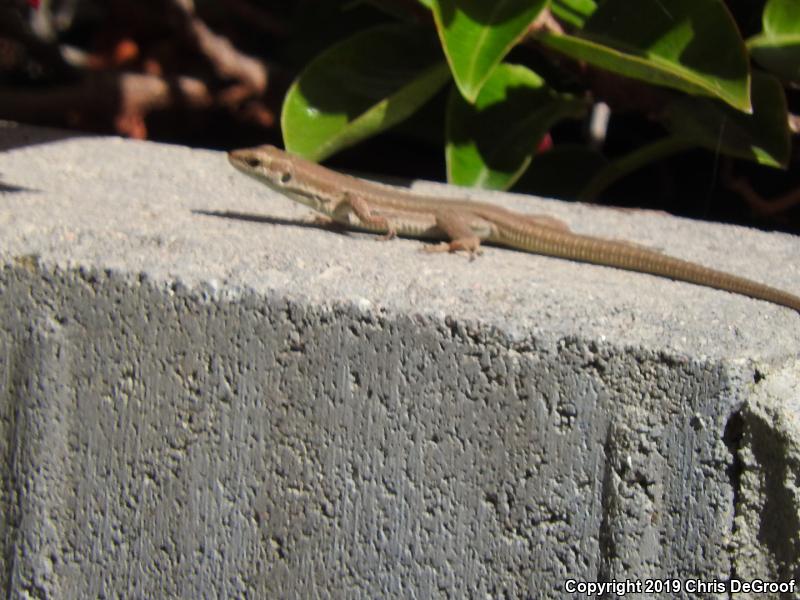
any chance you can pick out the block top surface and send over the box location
[1,121,798,361]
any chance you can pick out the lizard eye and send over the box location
[280,172,293,184]
[245,157,261,168]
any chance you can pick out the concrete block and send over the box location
[1,122,799,598]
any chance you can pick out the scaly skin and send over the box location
[229,145,800,313]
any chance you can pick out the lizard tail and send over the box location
[504,227,800,312]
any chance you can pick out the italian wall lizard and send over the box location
[228,145,800,313]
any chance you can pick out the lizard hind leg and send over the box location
[423,210,485,259]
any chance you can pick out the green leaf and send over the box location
[550,0,597,28]
[579,74,789,200]
[430,0,548,102]
[763,0,800,35]
[446,63,587,189]
[417,0,432,7]
[537,0,751,112]
[665,71,790,167]
[282,24,450,161]
[747,0,800,82]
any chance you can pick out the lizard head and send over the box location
[228,145,342,214]
[228,145,297,191]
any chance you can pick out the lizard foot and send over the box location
[423,237,483,260]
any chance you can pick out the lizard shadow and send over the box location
[0,181,35,193]
[192,209,352,236]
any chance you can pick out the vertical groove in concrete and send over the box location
[2,314,73,598]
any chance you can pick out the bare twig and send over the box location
[724,173,800,218]
[165,0,268,101]
[528,7,564,36]
[0,72,213,138]
[189,17,268,97]
[0,2,75,78]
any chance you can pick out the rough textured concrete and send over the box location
[0,121,799,598]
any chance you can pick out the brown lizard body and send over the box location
[229,145,800,313]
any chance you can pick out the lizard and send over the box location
[228,145,800,313]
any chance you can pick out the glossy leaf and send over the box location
[763,0,800,35]
[538,0,751,112]
[430,0,548,102]
[666,71,790,167]
[282,24,450,161]
[748,0,800,82]
[550,0,596,28]
[446,63,587,189]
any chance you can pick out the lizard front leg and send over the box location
[335,192,397,239]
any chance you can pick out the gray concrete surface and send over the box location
[0,120,799,598]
